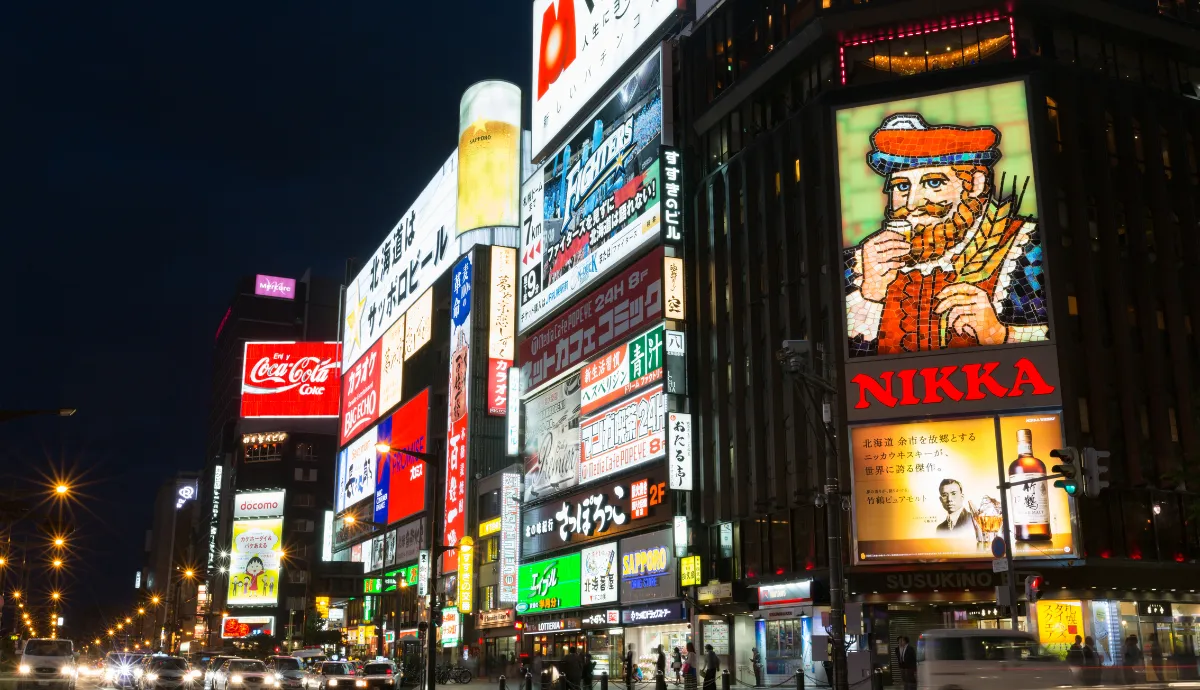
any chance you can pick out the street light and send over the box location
[51,591,61,600]
[55,484,69,496]
[52,559,63,568]
[53,537,65,547]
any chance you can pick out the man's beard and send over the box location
[888,194,984,262]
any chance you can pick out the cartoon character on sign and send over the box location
[844,113,1046,356]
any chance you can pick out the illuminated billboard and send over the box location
[227,517,282,606]
[221,616,274,639]
[522,373,581,502]
[519,51,665,333]
[580,324,664,416]
[458,81,522,234]
[499,473,521,602]
[619,527,678,604]
[835,80,1047,359]
[531,1,679,157]
[254,275,295,299]
[444,254,474,572]
[336,429,377,513]
[233,490,285,519]
[488,246,518,416]
[240,342,340,418]
[342,152,456,370]
[373,389,431,526]
[579,385,666,485]
[517,552,582,614]
[849,412,1075,564]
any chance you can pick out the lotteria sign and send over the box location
[233,490,285,519]
[844,346,1061,422]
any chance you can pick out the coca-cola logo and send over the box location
[244,354,337,396]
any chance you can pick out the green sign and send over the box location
[364,578,383,594]
[516,552,581,614]
[384,565,419,591]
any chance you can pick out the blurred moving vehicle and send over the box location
[212,660,277,690]
[137,655,197,690]
[917,629,1074,690]
[303,661,354,690]
[265,656,305,690]
[203,657,237,690]
[354,661,397,690]
[105,652,148,690]
[17,638,77,690]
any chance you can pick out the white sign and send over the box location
[499,473,522,603]
[233,490,286,519]
[992,558,1009,573]
[673,515,688,558]
[531,0,679,157]
[342,153,457,369]
[395,519,425,565]
[418,550,431,597]
[506,367,521,456]
[581,542,619,605]
[668,412,693,490]
[522,373,582,502]
[322,511,334,562]
[337,428,377,512]
[441,607,460,648]
[135,571,141,589]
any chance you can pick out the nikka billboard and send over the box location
[240,342,341,418]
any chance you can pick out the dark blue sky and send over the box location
[2,1,529,627]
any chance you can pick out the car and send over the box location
[138,655,197,690]
[304,661,354,690]
[917,628,1075,690]
[353,661,398,690]
[17,638,77,690]
[105,652,148,690]
[213,660,278,690]
[265,657,305,690]
[204,657,237,690]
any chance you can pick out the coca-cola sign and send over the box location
[240,342,341,418]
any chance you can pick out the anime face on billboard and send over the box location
[837,80,1048,358]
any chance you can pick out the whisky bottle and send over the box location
[1009,428,1052,541]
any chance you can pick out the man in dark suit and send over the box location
[896,636,917,690]
[935,479,975,534]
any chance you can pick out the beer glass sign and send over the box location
[457,81,521,234]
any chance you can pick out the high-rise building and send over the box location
[679,0,1200,685]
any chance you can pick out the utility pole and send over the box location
[779,341,848,690]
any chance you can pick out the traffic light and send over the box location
[1083,447,1111,498]
[1050,447,1082,496]
[1024,575,1043,604]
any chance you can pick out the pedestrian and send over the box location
[702,644,719,690]
[683,642,698,690]
[1123,635,1143,685]
[896,636,917,690]
[749,648,762,688]
[624,645,636,688]
[533,649,546,690]
[671,648,682,684]
[1150,633,1165,682]
[582,650,595,690]
[1082,636,1100,687]
[1067,634,1085,683]
[562,646,583,690]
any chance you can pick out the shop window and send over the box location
[245,441,283,464]
[482,536,499,564]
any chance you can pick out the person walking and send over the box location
[702,644,719,690]
[749,648,762,688]
[1123,635,1143,686]
[683,643,698,690]
[624,645,636,688]
[671,648,682,684]
[1150,633,1165,682]
[582,651,595,690]
[562,647,583,690]
[655,646,668,690]
[1082,636,1100,687]
[896,636,917,690]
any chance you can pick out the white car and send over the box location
[213,660,278,690]
[304,662,354,690]
[18,638,76,690]
[917,628,1074,690]
[138,655,197,690]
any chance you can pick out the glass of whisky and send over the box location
[972,495,1004,546]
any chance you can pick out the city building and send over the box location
[678,0,1200,685]
[137,472,201,650]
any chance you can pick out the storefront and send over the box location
[753,581,816,683]
[622,602,692,680]
[478,609,520,678]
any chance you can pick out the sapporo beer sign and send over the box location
[580,324,665,417]
[844,345,1062,422]
[240,342,341,418]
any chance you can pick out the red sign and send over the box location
[488,358,511,416]
[519,247,664,396]
[340,341,381,445]
[443,414,468,572]
[376,389,430,525]
[240,342,341,418]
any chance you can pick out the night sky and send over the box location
[2,2,529,628]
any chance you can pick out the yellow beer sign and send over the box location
[680,555,702,587]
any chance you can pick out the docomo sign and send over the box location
[241,342,341,418]
[520,247,664,397]
[233,490,285,519]
[844,345,1062,422]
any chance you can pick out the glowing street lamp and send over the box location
[55,484,69,496]
[51,592,61,601]
[52,559,63,568]
[53,537,65,547]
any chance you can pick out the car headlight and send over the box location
[190,671,203,679]
[135,669,145,678]
[231,676,243,685]
[355,681,366,688]
[19,665,31,675]
[327,680,338,687]
[62,667,76,676]
[105,670,116,679]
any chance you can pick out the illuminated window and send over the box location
[1046,97,1063,153]
[1068,295,1079,315]
[839,13,1014,84]
[244,442,283,464]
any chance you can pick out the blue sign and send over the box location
[451,256,473,328]
[621,601,687,625]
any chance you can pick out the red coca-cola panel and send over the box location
[241,342,342,419]
[340,340,382,446]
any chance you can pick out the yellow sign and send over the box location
[227,518,282,606]
[404,288,434,361]
[457,537,475,613]
[850,413,1074,564]
[680,555,702,587]
[488,246,517,360]
[314,596,330,617]
[1036,600,1084,658]
[664,257,685,319]
[478,517,503,538]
